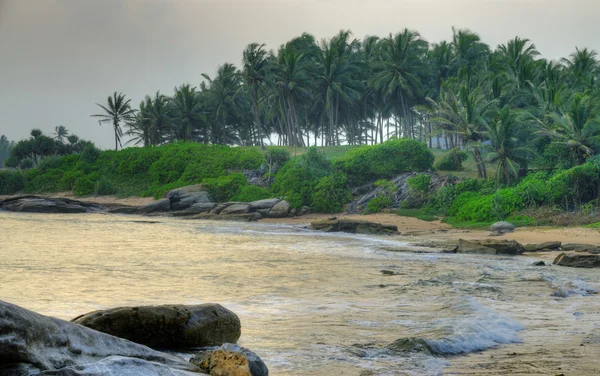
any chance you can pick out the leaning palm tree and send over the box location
[241,43,269,149]
[52,125,69,143]
[91,92,136,151]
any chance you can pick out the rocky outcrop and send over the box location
[489,221,515,233]
[171,202,218,217]
[221,204,251,215]
[0,196,103,214]
[190,344,269,376]
[523,241,562,252]
[138,198,171,214]
[0,300,204,376]
[561,243,600,254]
[264,200,291,218]
[188,213,263,222]
[553,253,600,268]
[248,198,281,211]
[457,239,524,255]
[71,304,241,349]
[310,219,399,235]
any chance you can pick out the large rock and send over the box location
[561,243,600,254]
[190,344,268,376]
[0,300,203,376]
[171,192,213,212]
[0,196,97,214]
[220,204,251,215]
[489,221,515,233]
[138,198,171,214]
[457,239,524,255]
[248,198,280,211]
[171,202,218,217]
[71,304,241,349]
[553,253,600,268]
[265,200,291,218]
[523,241,562,252]
[210,202,242,215]
[310,219,399,236]
[166,184,204,200]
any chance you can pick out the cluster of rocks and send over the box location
[309,218,399,235]
[0,300,268,376]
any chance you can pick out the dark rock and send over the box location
[190,343,268,376]
[265,200,291,218]
[380,270,400,275]
[553,253,600,268]
[0,196,98,214]
[248,198,280,211]
[189,213,262,222]
[171,202,218,217]
[457,239,524,255]
[210,202,241,215]
[138,198,171,214]
[107,205,140,214]
[561,243,600,254]
[220,204,251,215]
[532,261,546,266]
[171,192,212,211]
[310,219,399,235]
[72,304,241,349]
[524,241,562,252]
[489,221,515,233]
[400,230,435,237]
[296,206,311,216]
[488,231,504,237]
[0,300,202,376]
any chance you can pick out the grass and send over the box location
[394,209,439,222]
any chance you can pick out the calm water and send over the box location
[1,212,600,375]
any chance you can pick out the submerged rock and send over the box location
[190,343,269,376]
[310,219,399,235]
[72,304,241,349]
[531,261,547,266]
[457,239,524,255]
[489,221,515,233]
[553,253,600,268]
[0,300,203,376]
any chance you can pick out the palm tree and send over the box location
[562,48,599,89]
[172,84,204,142]
[52,125,69,143]
[92,92,136,151]
[241,43,269,149]
[127,92,172,146]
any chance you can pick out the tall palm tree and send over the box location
[52,125,69,143]
[92,92,136,151]
[241,43,269,149]
[128,91,172,146]
[172,84,204,142]
[562,47,598,89]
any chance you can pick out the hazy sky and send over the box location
[1,0,600,149]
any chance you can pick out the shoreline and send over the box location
[3,193,600,246]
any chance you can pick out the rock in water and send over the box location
[553,253,600,268]
[310,219,399,235]
[0,300,203,376]
[72,304,241,349]
[489,221,515,233]
[190,344,269,376]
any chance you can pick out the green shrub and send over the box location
[433,150,469,171]
[79,144,101,164]
[25,168,64,193]
[364,179,396,214]
[334,138,434,186]
[73,177,95,196]
[232,185,272,202]
[310,174,350,213]
[202,173,248,202]
[95,179,117,196]
[264,148,290,174]
[0,170,25,194]
[60,170,85,191]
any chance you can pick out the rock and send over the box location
[489,221,515,233]
[524,241,562,252]
[457,239,524,255]
[561,243,600,254]
[190,343,268,376]
[265,200,291,218]
[380,270,400,276]
[220,204,251,215]
[107,205,140,214]
[166,184,204,199]
[171,192,213,211]
[138,198,171,214]
[488,231,504,237]
[310,219,399,236]
[532,261,547,266]
[400,230,435,237]
[0,196,97,213]
[72,304,241,349]
[296,206,311,216]
[553,253,600,268]
[172,202,218,217]
[189,213,262,222]
[210,202,241,215]
[248,198,280,211]
[0,300,203,376]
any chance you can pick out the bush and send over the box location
[25,168,64,193]
[264,148,290,174]
[434,150,469,171]
[334,138,434,186]
[60,170,85,191]
[73,176,95,196]
[0,170,25,194]
[232,185,272,202]
[311,174,350,213]
[79,144,101,164]
[202,173,248,202]
[364,179,396,214]
[95,179,117,196]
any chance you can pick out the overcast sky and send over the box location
[1,0,599,149]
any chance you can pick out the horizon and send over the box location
[2,0,600,149]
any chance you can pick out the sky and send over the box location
[1,0,600,149]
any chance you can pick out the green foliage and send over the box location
[364,179,396,214]
[311,174,351,213]
[60,170,85,191]
[434,150,469,171]
[334,139,434,186]
[264,148,290,174]
[73,177,95,196]
[0,170,25,194]
[232,185,272,202]
[79,144,102,164]
[25,168,64,193]
[202,173,248,203]
[95,179,117,196]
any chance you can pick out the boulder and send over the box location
[166,184,205,200]
[107,205,140,214]
[189,213,262,222]
[171,202,218,217]
[190,344,268,376]
[532,261,547,266]
[265,200,291,218]
[296,206,311,216]
[138,198,171,214]
[489,221,515,233]
[561,243,600,254]
[72,304,241,349]
[0,300,203,376]
[171,192,213,211]
[220,204,251,215]
[0,196,94,213]
[457,239,524,255]
[310,219,399,236]
[210,202,241,215]
[523,241,562,252]
[553,253,600,268]
[248,198,280,211]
